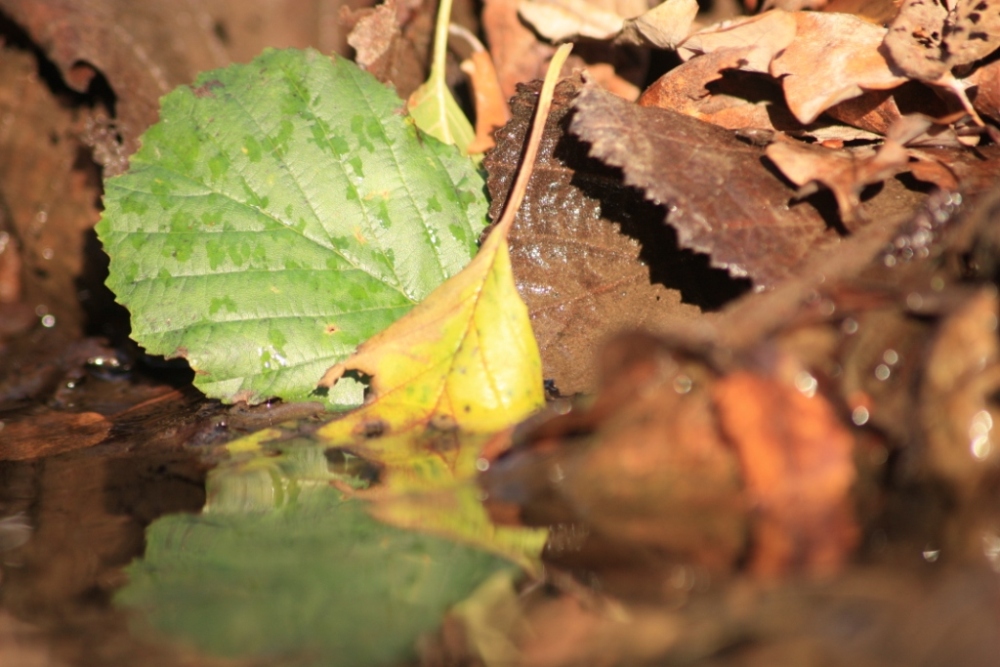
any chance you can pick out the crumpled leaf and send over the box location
[316,47,575,436]
[97,49,488,406]
[680,10,907,125]
[569,83,831,287]
[344,0,433,101]
[885,0,1000,83]
[764,132,912,225]
[407,0,476,152]
[618,0,699,49]
[486,76,746,394]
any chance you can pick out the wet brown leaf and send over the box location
[570,83,833,287]
[485,77,746,394]
[713,371,859,577]
[0,411,110,461]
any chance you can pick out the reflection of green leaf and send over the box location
[117,457,512,667]
[97,48,488,407]
[407,0,475,152]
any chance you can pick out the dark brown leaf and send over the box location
[485,77,748,394]
[569,83,835,287]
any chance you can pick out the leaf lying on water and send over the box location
[97,48,488,407]
[569,83,831,287]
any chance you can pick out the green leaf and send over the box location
[407,0,475,152]
[97,48,488,406]
[116,449,514,666]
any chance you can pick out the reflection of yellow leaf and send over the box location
[319,43,574,441]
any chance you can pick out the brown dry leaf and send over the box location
[459,41,511,153]
[885,0,1000,83]
[569,83,834,287]
[713,371,859,577]
[343,0,433,100]
[484,77,746,394]
[0,411,110,461]
[771,11,908,124]
[0,0,231,174]
[678,10,798,74]
[964,58,1000,123]
[765,136,911,225]
[618,0,699,49]
[517,0,631,41]
[483,0,556,99]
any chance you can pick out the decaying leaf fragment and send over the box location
[885,0,1000,83]
[570,83,831,286]
[679,10,907,125]
[517,0,699,48]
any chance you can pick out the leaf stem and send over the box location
[431,0,453,82]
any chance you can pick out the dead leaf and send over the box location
[485,76,747,394]
[713,370,859,577]
[885,0,1000,83]
[517,0,629,42]
[482,0,556,99]
[570,83,834,287]
[678,10,799,74]
[770,11,908,125]
[965,58,1000,123]
[618,0,699,49]
[455,28,511,154]
[344,0,433,100]
[0,0,231,174]
[0,411,110,461]
[764,135,911,225]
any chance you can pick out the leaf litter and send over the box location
[6,0,1000,665]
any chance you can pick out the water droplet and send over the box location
[794,371,817,397]
[41,247,53,260]
[982,531,1000,572]
[549,464,565,484]
[874,364,891,381]
[851,406,870,426]
[819,299,835,316]
[40,314,56,328]
[922,545,941,563]
[882,349,899,365]
[842,318,859,335]
[884,254,897,268]
[673,375,693,394]
[969,409,993,461]
[906,292,923,310]
[475,458,490,472]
